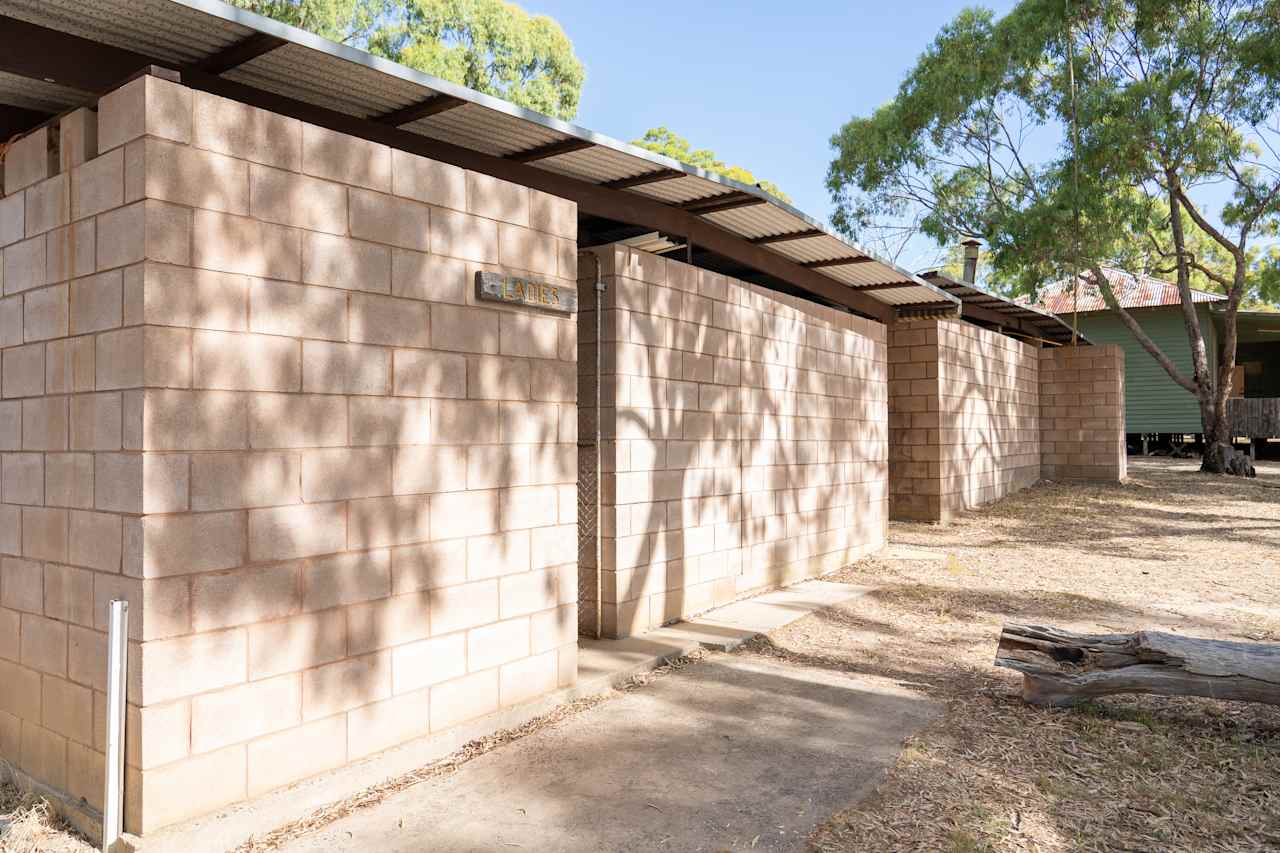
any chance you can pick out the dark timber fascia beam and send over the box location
[680,193,768,216]
[801,256,875,269]
[195,32,287,75]
[374,95,467,126]
[602,169,685,190]
[749,229,824,245]
[0,15,156,93]
[0,17,899,324]
[506,137,594,163]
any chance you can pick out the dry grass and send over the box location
[0,770,95,853]
[742,458,1280,853]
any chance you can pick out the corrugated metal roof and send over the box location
[922,271,1080,345]
[0,0,959,317]
[1030,268,1226,313]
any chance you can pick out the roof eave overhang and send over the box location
[0,1,960,325]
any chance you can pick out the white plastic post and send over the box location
[102,599,128,853]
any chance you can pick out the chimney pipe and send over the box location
[961,239,981,284]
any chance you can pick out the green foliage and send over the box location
[826,0,1280,308]
[228,0,390,44]
[633,127,791,203]
[229,0,585,120]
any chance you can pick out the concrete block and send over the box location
[135,511,246,578]
[2,556,44,613]
[25,174,69,240]
[430,208,498,264]
[249,164,347,235]
[3,236,46,296]
[0,296,22,347]
[142,388,248,450]
[2,451,43,504]
[302,123,391,192]
[430,397,499,440]
[247,714,346,797]
[192,330,301,392]
[467,172,528,226]
[0,658,41,720]
[45,452,95,509]
[301,232,390,293]
[390,632,464,694]
[347,590,432,655]
[390,538,467,594]
[302,341,389,395]
[349,188,431,252]
[58,108,97,171]
[21,612,68,675]
[96,200,191,271]
[346,686,431,761]
[140,628,246,705]
[391,249,467,304]
[349,292,430,347]
[430,489,499,540]
[191,673,301,753]
[392,445,467,496]
[4,128,50,194]
[97,76,192,152]
[529,191,576,239]
[392,348,466,398]
[3,342,44,398]
[22,506,67,562]
[392,149,465,210]
[41,675,93,745]
[193,91,302,171]
[45,220,94,290]
[347,495,431,549]
[302,446,392,501]
[23,283,69,341]
[248,609,347,682]
[135,746,247,834]
[192,562,300,631]
[248,392,346,448]
[70,148,123,220]
[190,450,300,511]
[429,579,498,636]
[249,502,346,562]
[301,651,391,721]
[0,193,23,249]
[68,511,121,573]
[141,137,249,214]
[250,276,347,341]
[19,722,66,790]
[69,270,122,334]
[499,649,557,707]
[127,262,249,332]
[192,208,300,280]
[349,397,430,446]
[429,669,498,732]
[499,568,558,618]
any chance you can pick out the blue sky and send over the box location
[529,0,1018,269]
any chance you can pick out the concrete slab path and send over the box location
[279,653,938,853]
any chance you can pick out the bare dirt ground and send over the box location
[743,457,1280,853]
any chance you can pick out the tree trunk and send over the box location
[995,624,1280,707]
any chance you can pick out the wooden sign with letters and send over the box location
[475,271,577,314]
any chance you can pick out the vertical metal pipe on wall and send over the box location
[102,599,128,853]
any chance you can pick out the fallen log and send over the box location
[994,623,1280,707]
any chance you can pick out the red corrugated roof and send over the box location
[1028,268,1226,313]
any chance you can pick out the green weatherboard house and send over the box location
[1032,269,1280,441]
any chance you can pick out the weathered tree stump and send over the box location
[994,624,1280,707]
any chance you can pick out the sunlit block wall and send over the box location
[578,247,888,639]
[1039,345,1127,481]
[0,75,579,834]
[889,318,1041,523]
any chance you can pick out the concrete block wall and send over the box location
[889,318,1040,522]
[1039,345,1127,481]
[578,246,888,638]
[0,75,579,834]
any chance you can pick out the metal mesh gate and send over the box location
[576,265,601,638]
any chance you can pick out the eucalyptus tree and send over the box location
[231,0,586,120]
[828,0,1280,473]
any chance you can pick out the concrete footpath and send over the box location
[278,585,938,853]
